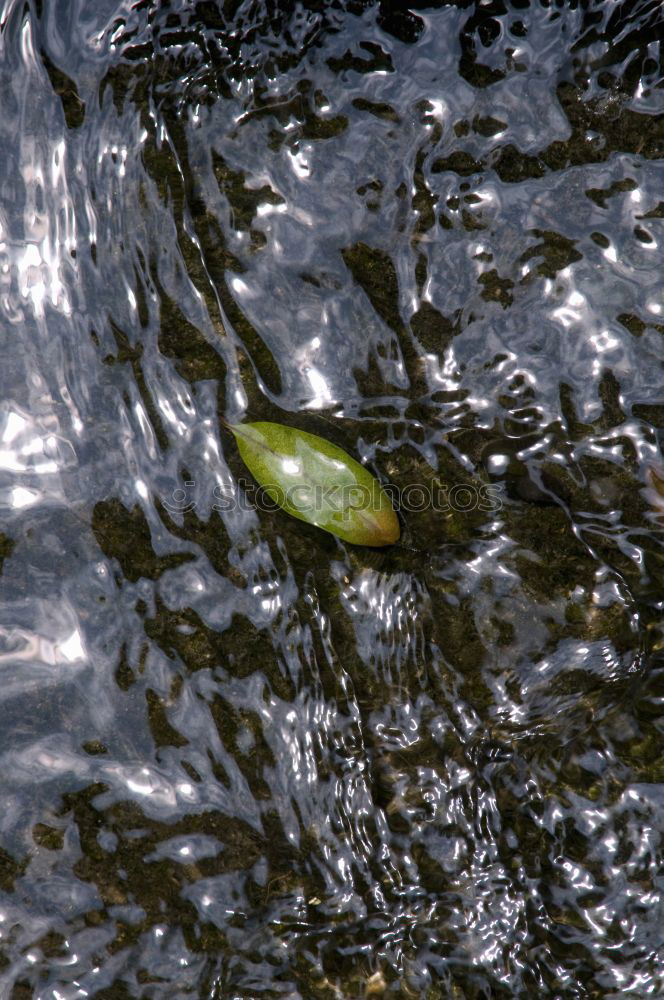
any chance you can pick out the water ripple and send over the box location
[1,0,664,997]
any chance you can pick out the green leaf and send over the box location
[226,421,400,547]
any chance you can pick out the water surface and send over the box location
[1,0,664,996]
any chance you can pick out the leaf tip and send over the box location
[368,508,401,547]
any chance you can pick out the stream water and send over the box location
[1,1,664,997]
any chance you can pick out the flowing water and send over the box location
[1,0,664,996]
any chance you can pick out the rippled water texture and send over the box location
[1,0,664,996]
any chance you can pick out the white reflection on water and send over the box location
[0,598,88,702]
[0,404,77,510]
[304,365,333,408]
[99,764,181,807]
[18,132,74,319]
[552,284,587,328]
[287,146,311,179]
[589,328,621,354]
[0,625,85,667]
[229,275,253,296]
[293,331,335,409]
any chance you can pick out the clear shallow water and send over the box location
[1,0,664,996]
